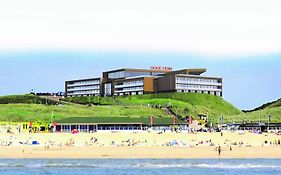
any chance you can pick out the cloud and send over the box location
[0,0,281,56]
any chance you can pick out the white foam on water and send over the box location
[0,161,281,170]
[195,163,281,169]
[130,163,281,169]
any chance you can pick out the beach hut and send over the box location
[32,121,50,132]
[54,117,189,133]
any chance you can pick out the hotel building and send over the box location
[65,78,102,97]
[65,67,222,97]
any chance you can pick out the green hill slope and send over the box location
[0,94,58,105]
[227,98,281,123]
[227,106,281,123]
[244,98,281,112]
[63,93,241,122]
[115,93,241,117]
[0,93,241,123]
[0,104,167,122]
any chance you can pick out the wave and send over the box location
[0,163,97,168]
[0,162,281,169]
[131,163,281,169]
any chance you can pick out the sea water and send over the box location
[0,159,280,175]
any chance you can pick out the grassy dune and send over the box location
[226,106,281,123]
[226,99,281,123]
[0,93,243,122]
[116,93,241,118]
[2,93,280,124]
[0,104,167,122]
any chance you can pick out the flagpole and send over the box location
[51,112,54,123]
[268,115,271,132]
[51,112,56,133]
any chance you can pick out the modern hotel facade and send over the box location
[65,67,222,97]
[65,78,102,96]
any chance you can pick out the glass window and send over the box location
[124,71,161,78]
[108,71,125,79]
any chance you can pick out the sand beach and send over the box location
[0,131,281,158]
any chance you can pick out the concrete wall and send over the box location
[156,75,176,92]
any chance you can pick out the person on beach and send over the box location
[218,146,221,155]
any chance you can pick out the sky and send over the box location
[0,0,281,110]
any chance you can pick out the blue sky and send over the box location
[1,0,281,110]
[0,51,280,110]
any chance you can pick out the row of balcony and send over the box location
[67,86,100,92]
[67,81,100,87]
[176,80,222,86]
[176,86,222,92]
[114,88,144,93]
[67,90,100,96]
[114,82,144,88]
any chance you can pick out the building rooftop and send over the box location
[103,68,172,74]
[56,117,187,125]
[66,77,101,83]
[167,68,206,76]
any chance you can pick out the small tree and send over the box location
[184,107,190,114]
